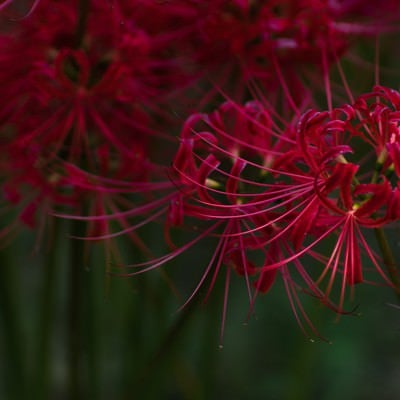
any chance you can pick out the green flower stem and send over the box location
[121,275,149,398]
[34,221,62,400]
[0,246,26,400]
[137,295,199,388]
[67,222,85,400]
[374,227,400,300]
[196,292,221,398]
[83,244,103,400]
[67,222,103,399]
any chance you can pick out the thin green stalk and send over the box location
[67,221,103,399]
[374,227,400,300]
[83,244,103,400]
[137,295,199,387]
[67,222,85,400]
[120,274,148,398]
[34,221,62,400]
[196,291,222,399]
[0,246,26,400]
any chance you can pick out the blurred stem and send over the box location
[67,222,84,400]
[374,227,400,300]
[75,0,90,48]
[34,221,62,400]
[137,296,199,387]
[0,246,26,400]
[197,292,222,398]
[84,244,102,400]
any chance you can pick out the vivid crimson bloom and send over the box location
[272,87,400,311]
[53,100,291,338]
[3,0,400,339]
[53,83,400,338]
[190,88,400,330]
[59,98,340,337]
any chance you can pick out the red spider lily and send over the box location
[310,164,394,310]
[0,0,193,245]
[72,99,352,337]
[11,0,397,339]
[52,87,400,337]
[353,85,400,169]
[274,93,400,311]
[50,100,296,339]
[171,91,400,330]
[167,99,384,337]
[0,0,189,168]
[102,1,400,114]
[165,0,400,109]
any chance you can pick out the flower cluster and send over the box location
[2,0,400,337]
[0,0,190,240]
[65,86,400,337]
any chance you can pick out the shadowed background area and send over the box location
[1,224,400,400]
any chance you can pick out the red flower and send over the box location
[283,92,400,311]
[0,0,189,169]
[0,0,192,243]
[168,0,400,109]
[53,85,400,337]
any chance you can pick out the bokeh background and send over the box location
[1,221,400,399]
[1,2,400,400]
